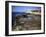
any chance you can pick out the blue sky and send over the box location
[12,6,41,12]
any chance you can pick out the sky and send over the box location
[12,6,41,12]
